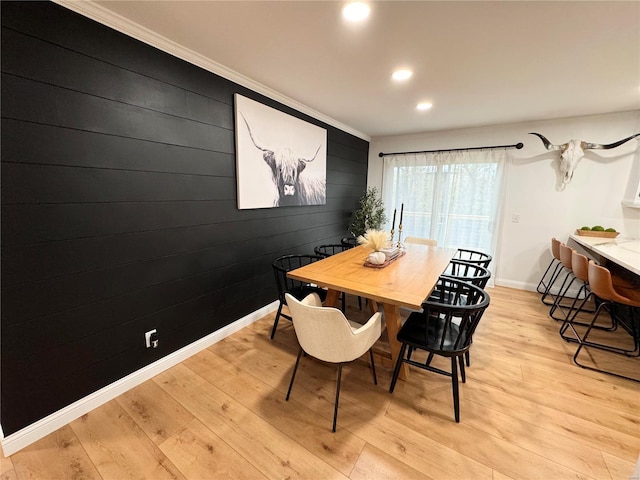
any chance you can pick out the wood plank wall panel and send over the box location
[0,1,368,436]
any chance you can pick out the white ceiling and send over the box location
[84,1,639,139]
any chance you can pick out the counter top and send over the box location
[569,234,640,276]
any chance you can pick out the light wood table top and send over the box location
[288,243,457,379]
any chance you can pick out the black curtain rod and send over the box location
[378,142,523,157]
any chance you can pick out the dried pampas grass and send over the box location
[357,229,390,251]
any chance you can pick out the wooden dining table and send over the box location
[287,243,457,379]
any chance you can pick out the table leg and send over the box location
[368,299,379,315]
[324,289,341,308]
[383,303,408,380]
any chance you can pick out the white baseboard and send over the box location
[495,278,537,292]
[1,301,278,457]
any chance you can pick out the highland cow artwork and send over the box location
[235,94,327,209]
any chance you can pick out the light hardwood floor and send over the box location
[2,287,639,479]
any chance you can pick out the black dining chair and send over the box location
[341,237,358,249]
[271,254,327,339]
[433,260,491,367]
[314,244,348,257]
[426,260,491,307]
[453,249,492,269]
[443,260,491,289]
[317,242,365,311]
[390,278,490,422]
[314,244,349,311]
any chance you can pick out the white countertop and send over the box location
[569,234,640,276]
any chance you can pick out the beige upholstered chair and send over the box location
[405,236,437,246]
[284,293,382,431]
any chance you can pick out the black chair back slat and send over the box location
[454,248,492,269]
[341,237,358,249]
[314,244,348,258]
[445,260,492,289]
[270,254,326,339]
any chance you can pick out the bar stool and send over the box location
[559,250,611,343]
[541,238,565,306]
[572,260,640,382]
[537,237,563,296]
[549,244,590,321]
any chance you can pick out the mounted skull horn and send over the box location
[529,132,640,190]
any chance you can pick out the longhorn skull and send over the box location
[529,132,640,190]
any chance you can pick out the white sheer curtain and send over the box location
[382,149,507,272]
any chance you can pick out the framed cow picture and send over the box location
[234,94,327,209]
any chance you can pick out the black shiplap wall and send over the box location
[1,1,368,435]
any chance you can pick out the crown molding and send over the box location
[51,0,370,142]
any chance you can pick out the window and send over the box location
[382,149,506,263]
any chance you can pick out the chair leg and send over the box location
[560,291,590,342]
[389,343,408,393]
[560,291,614,341]
[573,302,609,361]
[549,272,576,321]
[574,301,638,355]
[451,357,460,423]
[629,308,640,357]
[541,262,564,306]
[537,258,559,294]
[573,305,640,382]
[425,352,434,367]
[549,271,576,321]
[407,346,414,361]
[333,363,343,432]
[369,348,377,385]
[465,350,470,367]
[458,355,466,383]
[271,302,284,339]
[286,347,303,400]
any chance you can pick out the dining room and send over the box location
[1,1,639,478]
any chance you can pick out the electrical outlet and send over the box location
[145,329,157,348]
[512,213,521,223]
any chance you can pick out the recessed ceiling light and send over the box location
[342,2,370,22]
[392,69,413,81]
[417,102,433,111]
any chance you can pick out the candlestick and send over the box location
[391,208,396,232]
[399,203,404,225]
